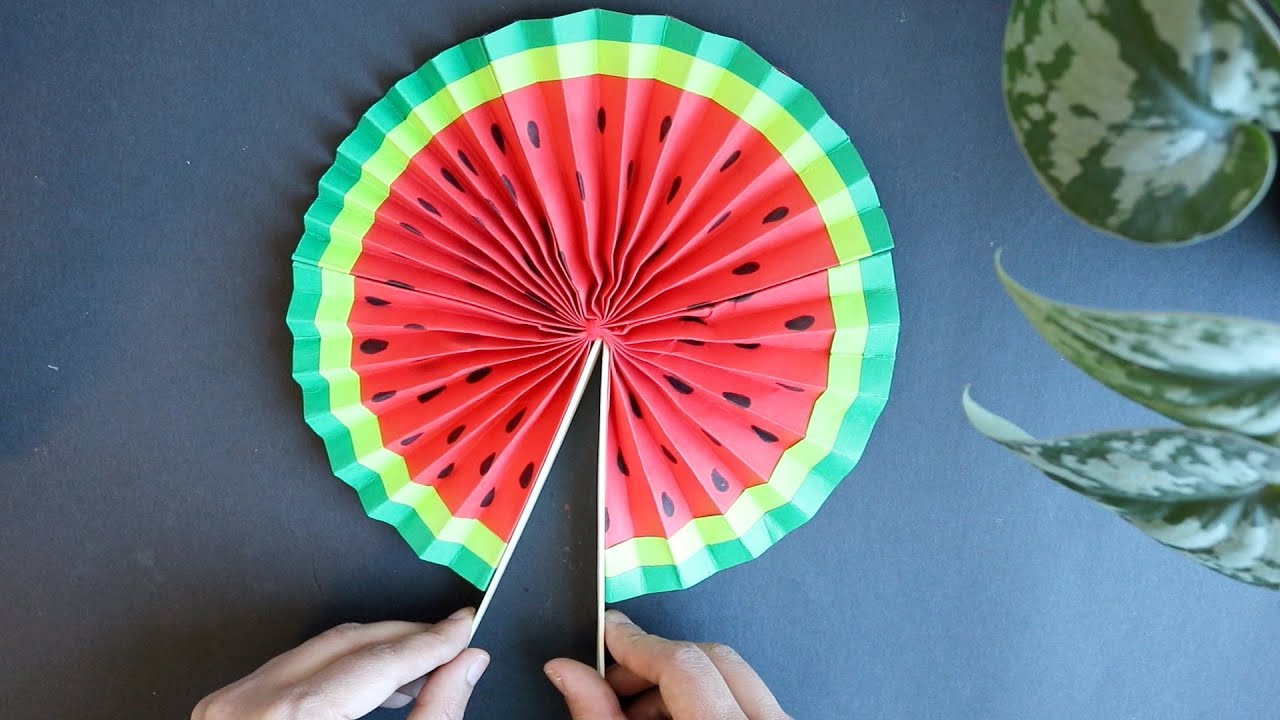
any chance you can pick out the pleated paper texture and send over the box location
[287,9,899,602]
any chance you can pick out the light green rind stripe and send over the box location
[286,9,899,600]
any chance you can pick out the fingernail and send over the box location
[447,607,476,621]
[604,609,633,626]
[544,665,565,693]
[466,653,490,686]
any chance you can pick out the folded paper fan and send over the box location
[287,9,898,624]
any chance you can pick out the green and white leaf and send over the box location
[1004,0,1280,244]
[964,389,1280,588]
[998,255,1280,443]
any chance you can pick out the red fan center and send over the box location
[343,75,838,548]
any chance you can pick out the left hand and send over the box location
[192,607,488,720]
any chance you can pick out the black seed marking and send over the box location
[458,149,477,175]
[763,206,789,223]
[441,167,463,192]
[626,161,634,187]
[485,199,499,216]
[360,338,388,354]
[506,407,526,433]
[659,115,672,142]
[519,462,535,489]
[557,250,568,267]
[752,425,780,443]
[437,463,454,479]
[732,261,760,275]
[400,433,422,446]
[404,323,425,330]
[786,315,816,331]
[678,316,707,325]
[539,217,553,242]
[470,215,485,229]
[491,123,506,153]
[597,107,606,133]
[711,468,730,491]
[576,171,585,201]
[418,386,444,403]
[605,508,610,531]
[501,175,517,202]
[678,339,705,346]
[778,382,804,392]
[720,150,741,171]
[731,292,754,303]
[526,120,541,148]
[417,198,440,215]
[735,342,761,350]
[365,296,390,307]
[400,222,423,237]
[661,492,675,517]
[723,391,751,408]
[447,425,465,444]
[627,393,643,420]
[524,291,553,310]
[640,244,665,270]
[466,367,492,383]
[661,445,677,463]
[666,176,682,204]
[372,390,397,402]
[664,375,693,394]
[386,279,414,290]
[521,251,536,272]
[708,211,730,232]
[617,451,630,476]
[703,428,722,446]
[480,488,495,507]
[480,452,496,476]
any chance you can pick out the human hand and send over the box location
[192,607,488,720]
[544,610,791,719]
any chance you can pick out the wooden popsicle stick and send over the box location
[471,340,604,638]
[594,344,612,675]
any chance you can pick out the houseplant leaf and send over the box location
[997,254,1280,443]
[1003,0,1280,244]
[964,389,1280,588]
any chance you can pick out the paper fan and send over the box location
[287,9,898,643]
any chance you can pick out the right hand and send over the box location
[544,609,791,719]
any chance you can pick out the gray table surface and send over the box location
[3,1,1279,718]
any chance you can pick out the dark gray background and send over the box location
[3,1,1279,718]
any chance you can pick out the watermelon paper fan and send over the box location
[287,9,898,651]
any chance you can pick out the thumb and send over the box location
[408,648,489,720]
[544,658,626,720]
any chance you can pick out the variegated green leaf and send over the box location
[963,388,1280,588]
[1004,0,1280,244]
[998,255,1280,443]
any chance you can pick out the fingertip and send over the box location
[407,647,487,719]
[604,609,633,626]
[544,658,627,719]
[429,607,476,647]
[445,606,477,622]
[543,659,569,693]
[463,648,490,686]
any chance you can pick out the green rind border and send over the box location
[286,8,899,601]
